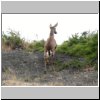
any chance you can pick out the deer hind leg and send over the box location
[51,49,56,63]
[44,51,49,73]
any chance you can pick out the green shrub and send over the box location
[55,59,87,71]
[56,31,98,69]
[24,40,44,52]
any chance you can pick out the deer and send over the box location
[44,23,58,73]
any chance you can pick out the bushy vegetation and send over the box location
[2,30,25,50]
[2,30,45,52]
[55,59,87,71]
[57,31,98,70]
[25,40,44,52]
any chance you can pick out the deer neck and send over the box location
[50,31,54,38]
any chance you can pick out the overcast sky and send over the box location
[2,14,99,45]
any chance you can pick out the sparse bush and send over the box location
[2,30,24,50]
[24,40,44,52]
[32,40,44,52]
[2,30,45,52]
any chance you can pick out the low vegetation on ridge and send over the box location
[2,30,98,70]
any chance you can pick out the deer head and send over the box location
[50,23,58,34]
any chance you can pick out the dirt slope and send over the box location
[2,50,98,86]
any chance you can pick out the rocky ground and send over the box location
[1,50,98,86]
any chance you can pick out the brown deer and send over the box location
[44,23,58,72]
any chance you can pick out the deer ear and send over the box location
[53,23,58,27]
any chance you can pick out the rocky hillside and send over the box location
[2,50,98,86]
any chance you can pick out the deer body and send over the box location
[44,23,58,72]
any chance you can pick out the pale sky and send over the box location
[2,14,99,45]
